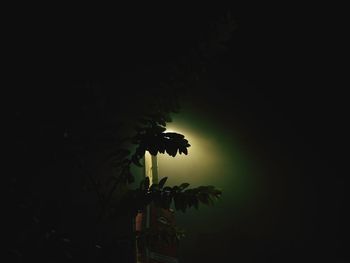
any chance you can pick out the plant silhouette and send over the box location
[7,11,236,263]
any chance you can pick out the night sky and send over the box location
[10,4,346,263]
[169,7,346,262]
[123,5,347,262]
[185,7,346,263]
[121,5,346,262]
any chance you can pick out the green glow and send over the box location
[156,110,258,229]
[158,123,223,186]
[131,108,260,234]
[158,112,254,193]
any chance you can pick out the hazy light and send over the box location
[130,111,260,236]
[158,122,223,187]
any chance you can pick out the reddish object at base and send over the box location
[136,206,178,263]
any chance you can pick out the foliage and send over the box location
[135,176,222,212]
[94,119,222,221]
[7,10,235,262]
[91,107,223,246]
[137,221,186,248]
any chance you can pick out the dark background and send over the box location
[180,6,347,262]
[9,4,346,262]
[177,6,347,262]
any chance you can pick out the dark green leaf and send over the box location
[132,155,143,167]
[150,183,160,192]
[174,194,180,211]
[139,177,149,190]
[198,193,210,205]
[148,146,158,156]
[152,191,162,206]
[158,177,168,189]
[172,186,180,194]
[164,132,185,139]
[178,146,188,155]
[179,183,190,191]
[144,177,150,190]
[165,145,177,157]
[163,186,172,193]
